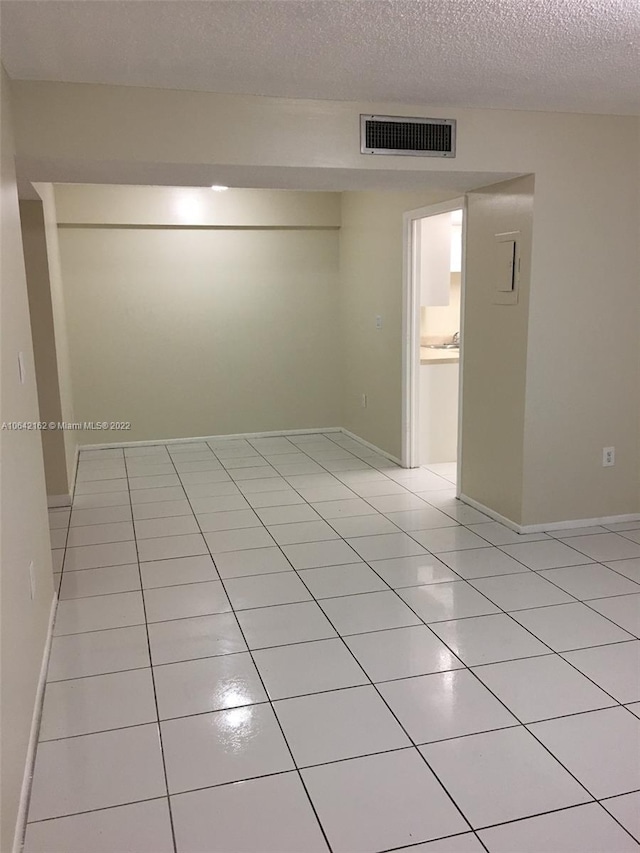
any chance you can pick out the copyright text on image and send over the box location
[1,422,131,431]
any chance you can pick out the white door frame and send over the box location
[401,197,467,493]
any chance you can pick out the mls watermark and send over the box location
[1,422,132,431]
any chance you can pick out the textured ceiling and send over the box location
[2,0,639,115]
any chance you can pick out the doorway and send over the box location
[402,198,466,491]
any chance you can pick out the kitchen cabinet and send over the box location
[417,213,451,306]
[419,361,459,464]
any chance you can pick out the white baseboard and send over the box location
[47,494,71,508]
[73,428,639,532]
[339,429,402,466]
[79,426,343,452]
[458,493,522,532]
[12,593,58,853]
[459,493,640,534]
[520,512,640,534]
[77,428,400,469]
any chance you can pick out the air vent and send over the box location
[360,115,456,157]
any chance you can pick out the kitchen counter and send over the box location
[420,346,460,365]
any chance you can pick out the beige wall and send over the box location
[19,199,69,497]
[55,186,342,442]
[0,67,54,853]
[461,175,534,523]
[34,183,78,492]
[521,136,640,525]
[55,183,341,227]
[11,82,640,525]
[339,190,459,458]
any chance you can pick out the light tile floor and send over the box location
[29,433,640,852]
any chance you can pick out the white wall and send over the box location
[54,185,342,443]
[0,66,54,853]
[11,82,640,525]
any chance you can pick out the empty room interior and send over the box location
[1,2,640,853]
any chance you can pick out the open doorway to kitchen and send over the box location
[402,198,465,491]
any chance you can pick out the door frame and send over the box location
[401,196,467,492]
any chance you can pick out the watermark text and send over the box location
[2,422,131,431]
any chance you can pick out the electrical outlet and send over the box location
[28,560,36,600]
[603,446,615,467]
[375,315,382,330]
[361,394,368,408]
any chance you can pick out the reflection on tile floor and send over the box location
[31,433,640,852]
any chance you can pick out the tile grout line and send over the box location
[241,436,640,847]
[246,442,640,738]
[61,441,640,712]
[219,439,488,850]
[27,447,98,835]
[122,450,179,853]
[162,444,337,853]
[392,567,640,844]
[23,795,176,828]
[54,555,640,644]
[48,436,640,848]
[64,438,640,693]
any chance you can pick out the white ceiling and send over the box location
[2,0,639,115]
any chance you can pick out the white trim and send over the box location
[460,492,640,535]
[12,593,58,853]
[79,426,403,467]
[401,197,465,469]
[79,427,343,452]
[455,199,468,499]
[59,428,640,531]
[339,428,402,466]
[46,494,71,508]
[458,493,522,532]
[521,513,640,534]
[401,211,419,468]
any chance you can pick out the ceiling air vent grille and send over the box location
[360,115,456,157]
